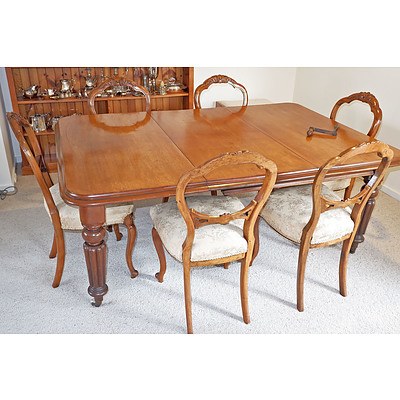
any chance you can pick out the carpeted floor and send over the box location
[0,175,399,334]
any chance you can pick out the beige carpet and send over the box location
[0,174,399,334]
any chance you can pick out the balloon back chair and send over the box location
[88,77,151,114]
[194,74,248,110]
[150,150,277,333]
[261,141,393,312]
[7,112,138,288]
[194,74,248,197]
[325,92,383,198]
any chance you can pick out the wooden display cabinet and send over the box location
[6,67,194,174]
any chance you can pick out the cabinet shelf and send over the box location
[21,154,58,175]
[23,129,54,137]
[16,91,189,105]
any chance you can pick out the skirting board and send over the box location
[381,184,400,202]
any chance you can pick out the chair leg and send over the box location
[152,227,167,283]
[250,216,261,266]
[162,197,169,203]
[240,258,250,324]
[113,224,123,241]
[210,190,218,196]
[52,228,66,288]
[123,214,138,278]
[49,232,57,259]
[106,225,113,232]
[297,242,310,312]
[183,264,193,334]
[339,238,352,297]
[343,178,356,200]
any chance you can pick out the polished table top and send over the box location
[56,103,400,206]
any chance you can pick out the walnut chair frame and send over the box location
[194,74,249,110]
[151,150,277,333]
[88,77,151,114]
[7,112,138,288]
[329,92,383,198]
[194,75,249,197]
[296,141,393,312]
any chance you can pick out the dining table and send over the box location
[55,103,400,306]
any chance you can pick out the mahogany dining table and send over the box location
[55,103,400,306]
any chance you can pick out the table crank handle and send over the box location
[307,124,339,137]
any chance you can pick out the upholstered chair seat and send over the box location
[150,195,247,262]
[261,185,354,245]
[44,185,135,230]
[323,178,351,192]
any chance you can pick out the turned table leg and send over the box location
[80,206,108,306]
[350,176,380,254]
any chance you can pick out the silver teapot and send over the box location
[84,73,97,90]
[43,88,56,97]
[59,78,74,93]
[23,85,40,98]
[29,113,50,132]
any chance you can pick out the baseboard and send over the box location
[381,184,400,202]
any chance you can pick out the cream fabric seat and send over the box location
[150,195,248,262]
[323,178,351,192]
[44,185,135,230]
[261,185,354,245]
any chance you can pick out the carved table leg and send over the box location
[80,206,108,307]
[350,177,380,254]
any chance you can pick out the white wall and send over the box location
[0,78,16,189]
[194,67,296,108]
[293,67,400,200]
[0,67,21,162]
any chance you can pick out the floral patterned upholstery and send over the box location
[150,196,248,262]
[323,178,351,191]
[261,185,354,244]
[44,185,134,230]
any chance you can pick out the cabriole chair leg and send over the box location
[124,214,138,278]
[183,264,193,334]
[52,229,66,288]
[152,227,167,283]
[339,238,352,297]
[240,258,250,324]
[113,224,123,241]
[296,243,310,312]
[49,232,57,259]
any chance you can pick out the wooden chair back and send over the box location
[88,78,151,114]
[194,75,249,109]
[7,112,59,219]
[176,150,277,263]
[304,141,393,247]
[330,92,382,139]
